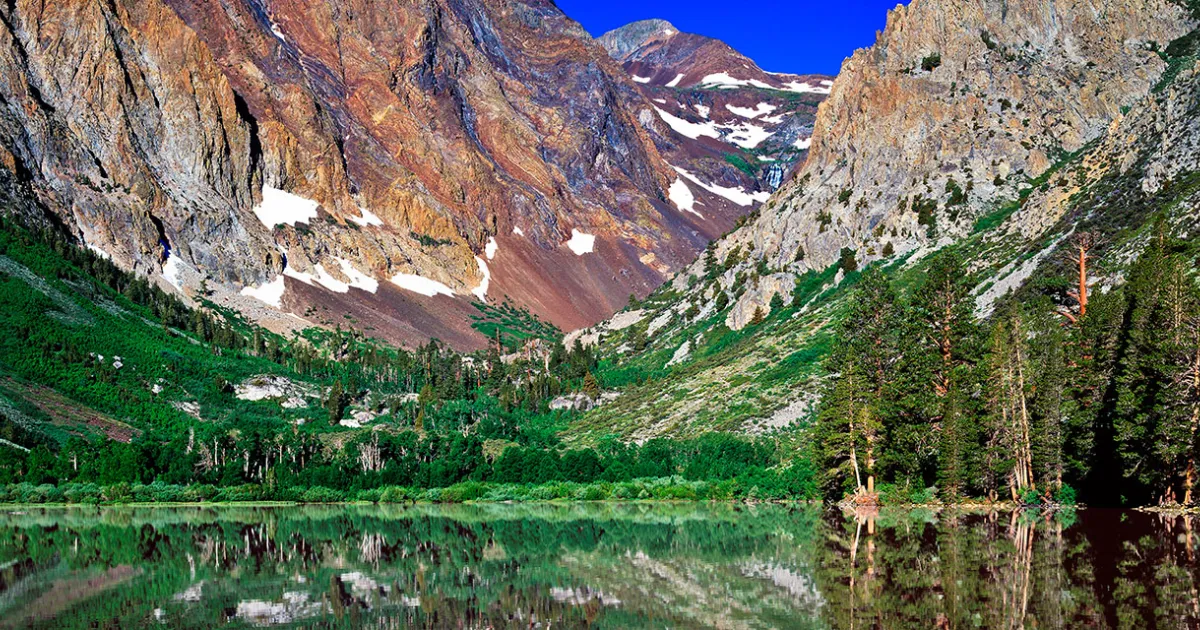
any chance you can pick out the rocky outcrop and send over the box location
[0,0,750,349]
[754,0,1190,271]
[658,0,1192,330]
[599,19,833,212]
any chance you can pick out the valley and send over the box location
[0,0,1197,511]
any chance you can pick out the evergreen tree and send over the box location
[813,268,901,500]
[583,372,600,399]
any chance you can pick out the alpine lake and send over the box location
[0,503,1194,628]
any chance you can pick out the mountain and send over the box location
[568,0,1199,441]
[598,19,833,201]
[0,0,761,351]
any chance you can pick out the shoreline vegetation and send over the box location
[0,478,1078,509]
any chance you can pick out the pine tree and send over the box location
[894,252,978,489]
[982,310,1036,500]
[583,372,600,399]
[1110,239,1195,504]
[813,268,900,500]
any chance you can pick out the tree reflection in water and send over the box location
[0,504,1197,628]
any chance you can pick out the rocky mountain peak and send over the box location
[598,18,834,223]
[597,19,680,58]
[0,0,764,350]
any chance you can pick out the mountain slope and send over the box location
[567,0,1199,441]
[0,0,750,350]
[599,19,833,208]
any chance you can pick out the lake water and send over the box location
[0,503,1191,628]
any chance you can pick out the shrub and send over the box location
[216,484,265,502]
[838,248,859,274]
[581,483,612,501]
[530,482,572,501]
[355,488,384,503]
[300,486,346,503]
[183,484,219,502]
[653,483,698,501]
[1055,484,1077,506]
[102,482,132,503]
[438,481,488,503]
[921,52,942,72]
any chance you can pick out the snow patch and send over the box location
[566,229,595,255]
[725,102,777,119]
[666,73,685,88]
[336,258,379,293]
[253,186,320,228]
[668,178,702,218]
[471,256,491,302]
[653,106,720,140]
[513,226,525,236]
[390,273,455,298]
[269,23,287,43]
[672,165,770,206]
[781,80,832,94]
[485,237,498,260]
[162,255,187,291]
[631,75,652,84]
[700,72,773,90]
[241,276,286,308]
[793,137,812,150]
[87,243,111,260]
[723,122,773,149]
[349,207,384,227]
[695,104,711,118]
[311,265,350,293]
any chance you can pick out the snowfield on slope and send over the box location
[390,273,456,298]
[672,166,770,206]
[253,186,320,228]
[241,276,286,308]
[668,178,701,217]
[567,230,596,255]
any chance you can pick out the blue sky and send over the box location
[556,0,907,76]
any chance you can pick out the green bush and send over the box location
[184,484,219,502]
[216,484,265,502]
[62,483,102,504]
[438,481,488,503]
[102,482,132,503]
[355,488,383,503]
[1055,485,1077,506]
[380,486,416,503]
[300,486,345,503]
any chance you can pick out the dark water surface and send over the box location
[0,503,1192,628]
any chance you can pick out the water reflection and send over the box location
[0,504,1195,628]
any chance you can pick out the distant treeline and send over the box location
[0,430,816,504]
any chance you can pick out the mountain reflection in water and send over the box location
[0,503,1194,628]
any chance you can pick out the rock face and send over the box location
[0,0,751,349]
[573,1,1200,440]
[599,19,833,210]
[660,0,1193,329]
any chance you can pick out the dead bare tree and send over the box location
[1057,232,1101,324]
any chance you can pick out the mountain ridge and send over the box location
[567,0,1199,440]
[0,0,773,351]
